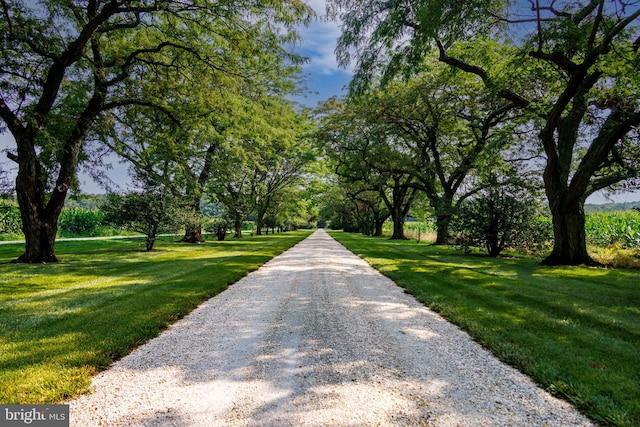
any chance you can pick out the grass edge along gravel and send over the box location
[0,230,312,405]
[329,231,640,427]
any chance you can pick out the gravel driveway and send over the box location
[69,229,593,426]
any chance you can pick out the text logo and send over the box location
[0,405,69,427]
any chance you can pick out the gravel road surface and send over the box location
[68,229,593,426]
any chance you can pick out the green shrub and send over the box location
[452,188,552,257]
[206,217,231,241]
[101,192,184,251]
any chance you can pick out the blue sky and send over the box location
[293,0,352,108]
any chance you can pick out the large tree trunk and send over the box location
[10,47,105,262]
[381,178,415,240]
[371,210,388,237]
[373,220,384,237]
[181,197,205,243]
[431,195,454,245]
[434,212,451,245]
[13,142,67,263]
[181,212,204,244]
[182,223,204,243]
[145,232,157,251]
[254,196,270,236]
[16,204,60,263]
[538,101,600,266]
[233,216,243,238]
[390,220,406,239]
[541,197,596,266]
[255,208,266,236]
[389,205,407,240]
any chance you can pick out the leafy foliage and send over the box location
[58,209,105,236]
[0,199,21,235]
[586,211,640,249]
[452,184,552,257]
[0,0,312,262]
[316,96,417,239]
[330,0,504,93]
[315,54,521,243]
[206,98,314,238]
[331,0,640,265]
[207,216,232,241]
[101,191,184,251]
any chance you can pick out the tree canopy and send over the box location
[330,0,640,265]
[0,0,312,262]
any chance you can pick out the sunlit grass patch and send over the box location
[591,245,640,269]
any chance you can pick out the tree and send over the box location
[317,177,361,232]
[321,178,392,236]
[247,102,314,235]
[379,173,417,240]
[331,0,640,265]
[348,186,390,236]
[316,97,416,239]
[453,174,551,257]
[99,89,234,244]
[209,215,231,241]
[170,50,307,243]
[366,59,519,244]
[251,154,305,235]
[206,97,312,238]
[208,167,252,239]
[262,184,315,232]
[0,0,311,262]
[101,188,184,251]
[330,0,502,94]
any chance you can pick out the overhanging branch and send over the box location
[436,39,490,86]
[0,97,25,138]
[101,100,181,126]
[6,151,18,163]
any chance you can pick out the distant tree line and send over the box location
[585,202,640,213]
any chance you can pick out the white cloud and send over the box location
[296,1,352,76]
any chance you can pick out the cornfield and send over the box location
[0,200,22,235]
[58,208,106,235]
[1,205,109,239]
[586,211,640,249]
[386,212,640,251]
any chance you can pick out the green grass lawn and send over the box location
[330,231,640,427]
[0,231,311,404]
